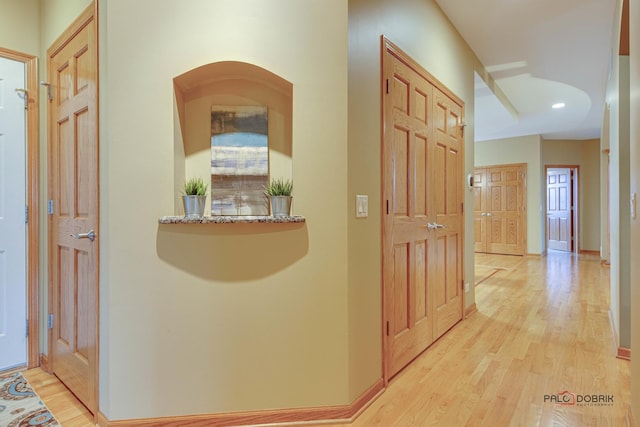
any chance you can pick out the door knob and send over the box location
[481,213,486,216]
[486,213,492,217]
[71,229,96,242]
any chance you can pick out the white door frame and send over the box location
[0,47,39,370]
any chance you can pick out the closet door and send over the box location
[474,165,526,256]
[486,166,525,255]
[383,47,435,378]
[432,89,464,338]
[382,39,464,379]
[48,8,99,414]
[473,168,487,252]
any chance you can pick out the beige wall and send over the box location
[6,0,540,421]
[99,0,349,420]
[0,0,40,56]
[581,140,602,252]
[606,48,621,345]
[629,0,639,421]
[475,135,544,254]
[2,0,482,420]
[605,0,631,350]
[542,139,601,252]
[39,0,93,51]
[601,109,610,262]
[347,0,479,399]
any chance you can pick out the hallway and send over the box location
[24,252,630,426]
[335,252,630,426]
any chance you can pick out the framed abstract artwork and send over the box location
[210,105,269,215]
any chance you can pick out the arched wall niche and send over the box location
[173,61,293,215]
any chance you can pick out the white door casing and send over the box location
[0,56,27,371]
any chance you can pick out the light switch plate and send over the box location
[356,195,368,218]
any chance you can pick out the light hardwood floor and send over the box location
[22,367,94,426]
[22,252,630,426]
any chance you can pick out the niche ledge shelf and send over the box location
[159,215,305,224]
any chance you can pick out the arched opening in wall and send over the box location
[173,61,293,215]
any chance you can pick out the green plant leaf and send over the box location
[182,177,208,196]
[263,178,293,196]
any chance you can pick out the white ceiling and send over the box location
[435,0,618,141]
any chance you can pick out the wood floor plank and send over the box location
[22,367,94,426]
[22,252,629,426]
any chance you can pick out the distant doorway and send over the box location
[0,55,27,372]
[546,166,579,252]
[0,47,39,372]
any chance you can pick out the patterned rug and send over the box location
[0,372,60,427]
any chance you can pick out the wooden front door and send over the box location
[382,39,464,379]
[474,165,526,256]
[48,5,98,414]
[547,168,573,251]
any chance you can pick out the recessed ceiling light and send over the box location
[552,102,566,109]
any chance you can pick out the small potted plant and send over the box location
[264,178,293,217]
[182,177,208,218]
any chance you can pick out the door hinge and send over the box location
[48,199,54,215]
[48,314,54,329]
[386,200,390,215]
[386,321,390,336]
[461,203,464,214]
[386,79,390,94]
[26,319,29,337]
[25,206,28,224]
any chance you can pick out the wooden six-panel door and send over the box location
[432,90,464,338]
[383,47,434,377]
[486,166,525,255]
[48,6,98,415]
[383,40,464,379]
[474,165,526,256]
